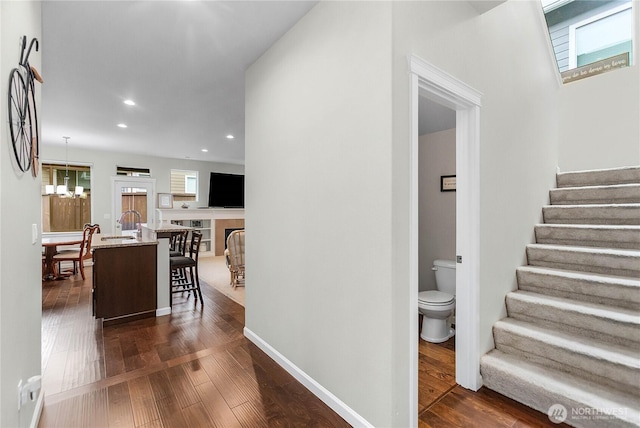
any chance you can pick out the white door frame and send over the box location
[408,55,482,425]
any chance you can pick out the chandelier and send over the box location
[44,136,86,198]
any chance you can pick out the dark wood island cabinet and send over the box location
[92,235,158,325]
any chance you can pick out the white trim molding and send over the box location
[535,1,563,87]
[244,327,374,428]
[156,307,171,317]
[30,389,44,428]
[408,54,483,426]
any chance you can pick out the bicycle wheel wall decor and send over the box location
[8,68,33,172]
[7,35,41,175]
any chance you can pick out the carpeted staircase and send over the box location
[480,166,640,428]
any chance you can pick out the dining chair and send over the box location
[170,230,203,307]
[55,223,100,275]
[225,229,245,287]
[53,223,100,280]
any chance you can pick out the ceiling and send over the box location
[419,96,456,136]
[41,1,317,165]
[41,1,495,165]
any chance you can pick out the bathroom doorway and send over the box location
[417,96,458,414]
[408,55,482,426]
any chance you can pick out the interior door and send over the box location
[112,177,156,235]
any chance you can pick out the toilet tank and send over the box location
[433,259,456,295]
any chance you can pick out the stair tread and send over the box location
[557,166,640,187]
[551,183,640,191]
[508,290,640,321]
[558,166,640,175]
[517,265,640,287]
[527,243,640,256]
[543,203,640,208]
[535,223,640,230]
[494,318,639,366]
[481,350,640,413]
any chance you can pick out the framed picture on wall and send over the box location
[158,193,173,208]
[440,175,456,192]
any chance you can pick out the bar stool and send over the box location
[170,230,188,257]
[170,230,203,307]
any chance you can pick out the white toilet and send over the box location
[418,259,456,343]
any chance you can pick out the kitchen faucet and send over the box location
[118,210,142,239]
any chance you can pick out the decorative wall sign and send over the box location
[158,193,173,208]
[441,175,456,192]
[561,52,629,84]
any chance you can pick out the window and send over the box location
[185,175,197,194]
[569,4,633,69]
[542,0,634,83]
[170,169,198,202]
[117,166,151,177]
[42,163,92,232]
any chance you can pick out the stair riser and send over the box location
[557,167,640,188]
[542,205,640,225]
[550,185,640,205]
[516,269,640,311]
[505,296,640,347]
[480,352,640,428]
[535,226,640,250]
[526,247,640,278]
[493,327,639,395]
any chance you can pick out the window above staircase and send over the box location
[541,0,634,84]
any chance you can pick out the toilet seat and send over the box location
[418,290,454,306]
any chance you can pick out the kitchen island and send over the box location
[92,234,158,325]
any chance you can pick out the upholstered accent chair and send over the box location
[225,229,245,287]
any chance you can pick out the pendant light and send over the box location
[56,136,71,195]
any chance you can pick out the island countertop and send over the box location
[92,233,158,250]
[143,223,193,233]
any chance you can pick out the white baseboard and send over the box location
[243,327,373,428]
[156,307,171,317]
[30,389,44,428]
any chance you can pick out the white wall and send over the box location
[419,129,456,291]
[245,2,393,426]
[40,145,243,234]
[0,2,43,426]
[558,65,640,171]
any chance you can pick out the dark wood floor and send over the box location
[418,337,564,427]
[40,267,559,427]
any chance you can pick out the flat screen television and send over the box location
[208,172,244,208]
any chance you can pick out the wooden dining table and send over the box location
[42,237,83,281]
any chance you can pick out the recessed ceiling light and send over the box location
[201,149,208,152]
[226,134,234,140]
[124,99,135,106]
[117,123,128,128]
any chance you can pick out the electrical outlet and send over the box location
[17,375,41,410]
